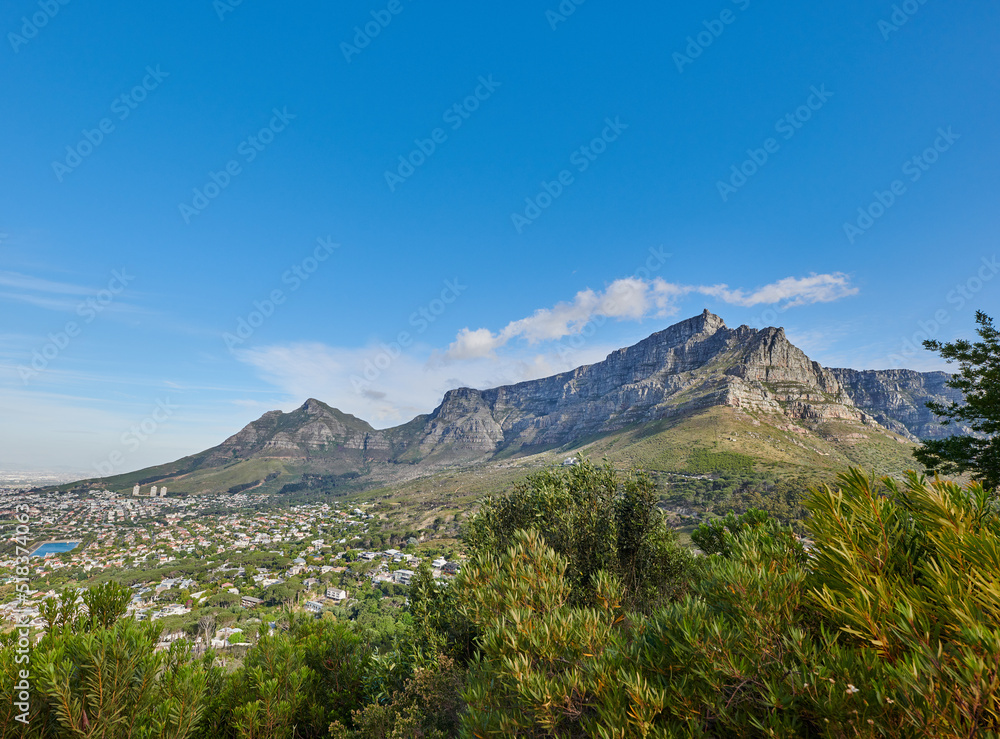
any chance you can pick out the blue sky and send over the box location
[1,0,998,475]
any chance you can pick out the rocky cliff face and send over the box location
[399,311,878,461]
[204,398,393,467]
[198,311,966,472]
[829,368,966,441]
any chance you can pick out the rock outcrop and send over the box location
[829,368,965,441]
[205,399,393,466]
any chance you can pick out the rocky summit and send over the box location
[79,311,964,494]
[387,310,960,461]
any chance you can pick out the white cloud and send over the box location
[235,340,619,428]
[445,272,858,360]
[697,272,858,308]
[447,328,499,361]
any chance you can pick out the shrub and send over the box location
[464,460,696,611]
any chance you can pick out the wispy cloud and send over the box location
[0,271,94,296]
[0,291,86,312]
[697,273,858,308]
[446,273,857,360]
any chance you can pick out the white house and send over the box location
[303,600,324,614]
[393,570,415,586]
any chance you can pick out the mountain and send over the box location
[828,368,968,441]
[70,311,963,496]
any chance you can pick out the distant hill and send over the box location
[62,310,964,498]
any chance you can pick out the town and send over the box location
[0,484,464,651]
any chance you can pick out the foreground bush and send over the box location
[1,616,208,739]
[464,460,697,611]
[454,469,1000,737]
[807,469,1000,735]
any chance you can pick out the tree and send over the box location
[198,614,217,646]
[690,508,771,556]
[915,310,1000,488]
[38,621,208,739]
[464,459,695,611]
[40,589,81,633]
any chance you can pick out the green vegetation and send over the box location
[6,453,1000,735]
[685,447,756,474]
[455,469,1000,736]
[665,470,809,524]
[465,461,696,610]
[915,310,1000,488]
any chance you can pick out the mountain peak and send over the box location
[300,398,329,415]
[635,310,727,352]
[693,308,726,333]
[667,309,727,338]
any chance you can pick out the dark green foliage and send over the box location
[277,473,362,497]
[263,579,301,607]
[207,592,241,609]
[329,656,464,739]
[464,459,696,610]
[2,586,208,739]
[666,471,809,524]
[226,481,260,495]
[915,310,1000,488]
[690,507,771,556]
[197,617,373,739]
[403,561,475,667]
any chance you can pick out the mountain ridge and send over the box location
[68,311,962,495]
